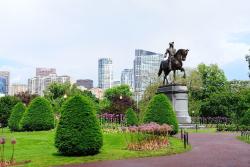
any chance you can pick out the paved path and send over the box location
[63,133,250,167]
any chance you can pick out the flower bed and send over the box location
[122,123,172,151]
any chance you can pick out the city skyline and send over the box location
[0,1,250,85]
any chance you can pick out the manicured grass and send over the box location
[184,128,216,134]
[237,136,250,144]
[0,129,190,167]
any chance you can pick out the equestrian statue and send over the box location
[158,42,189,85]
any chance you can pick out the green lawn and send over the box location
[237,136,250,144]
[1,129,190,167]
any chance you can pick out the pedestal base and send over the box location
[157,84,191,124]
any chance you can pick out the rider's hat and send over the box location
[169,42,174,46]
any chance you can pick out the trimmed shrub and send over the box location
[241,109,250,126]
[125,108,138,126]
[20,97,54,131]
[55,95,103,156]
[0,96,21,127]
[8,102,26,131]
[143,94,178,134]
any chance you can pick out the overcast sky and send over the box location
[0,0,249,86]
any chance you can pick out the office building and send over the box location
[98,58,113,89]
[0,71,10,95]
[133,49,163,100]
[76,79,93,89]
[28,69,70,96]
[10,84,28,95]
[121,69,133,90]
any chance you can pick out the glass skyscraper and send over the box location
[0,71,10,95]
[133,49,163,100]
[98,58,113,89]
[121,69,133,90]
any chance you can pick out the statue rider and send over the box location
[164,42,176,69]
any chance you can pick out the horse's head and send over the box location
[181,49,189,61]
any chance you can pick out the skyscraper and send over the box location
[121,69,133,90]
[98,58,113,89]
[133,49,163,100]
[0,71,10,95]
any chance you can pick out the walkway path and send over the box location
[63,133,250,167]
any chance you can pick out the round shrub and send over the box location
[241,109,250,126]
[55,95,103,156]
[8,102,26,131]
[0,96,20,127]
[20,97,54,131]
[143,94,178,134]
[125,108,138,126]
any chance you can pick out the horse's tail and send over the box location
[158,61,163,77]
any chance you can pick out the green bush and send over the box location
[55,95,103,156]
[143,94,178,134]
[20,97,54,131]
[125,108,138,126]
[241,109,250,126]
[0,96,21,127]
[216,124,250,131]
[8,102,26,131]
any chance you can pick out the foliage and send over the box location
[102,85,136,115]
[139,82,161,121]
[197,63,228,99]
[143,94,178,134]
[125,108,138,126]
[44,82,99,114]
[55,95,103,156]
[241,109,250,126]
[104,85,132,100]
[14,92,38,105]
[0,96,21,127]
[8,102,26,131]
[216,124,250,132]
[20,97,54,131]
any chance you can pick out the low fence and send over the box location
[180,128,190,149]
[241,131,250,141]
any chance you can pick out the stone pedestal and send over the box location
[157,84,191,124]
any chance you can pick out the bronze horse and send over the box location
[158,49,189,85]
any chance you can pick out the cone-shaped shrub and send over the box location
[125,108,138,126]
[55,95,103,156]
[20,97,54,131]
[8,102,26,131]
[143,94,178,134]
[241,109,250,126]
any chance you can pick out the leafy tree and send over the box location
[197,63,228,99]
[125,108,138,126]
[55,95,103,156]
[8,102,26,131]
[104,85,132,100]
[0,96,21,127]
[139,82,161,120]
[143,94,178,134]
[20,97,54,131]
[103,85,135,115]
